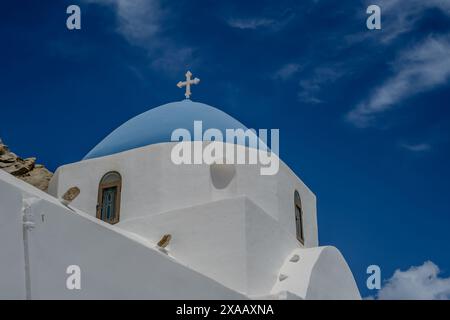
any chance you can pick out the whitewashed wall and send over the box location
[48,142,318,248]
[119,196,302,296]
[0,171,246,299]
[272,247,361,299]
[0,178,26,299]
[0,171,360,299]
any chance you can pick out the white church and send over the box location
[0,72,361,299]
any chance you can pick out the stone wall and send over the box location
[0,139,52,191]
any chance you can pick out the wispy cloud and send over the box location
[400,143,431,152]
[375,261,450,300]
[150,45,197,75]
[273,63,301,81]
[347,36,450,128]
[84,0,162,41]
[363,0,450,43]
[298,67,345,104]
[227,18,276,30]
[84,0,195,74]
[226,9,295,32]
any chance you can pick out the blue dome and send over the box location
[84,100,250,160]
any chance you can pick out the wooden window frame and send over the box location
[294,190,305,245]
[97,171,122,225]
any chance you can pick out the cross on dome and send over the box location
[177,71,200,99]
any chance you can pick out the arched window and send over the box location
[294,190,304,245]
[97,171,122,224]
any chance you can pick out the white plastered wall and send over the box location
[118,196,303,296]
[1,168,360,299]
[48,142,318,248]
[0,171,247,299]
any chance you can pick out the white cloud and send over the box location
[226,9,295,32]
[365,0,450,43]
[400,143,431,152]
[298,67,344,104]
[150,45,197,74]
[376,261,450,300]
[345,0,450,46]
[347,36,450,128]
[227,18,276,30]
[273,63,301,81]
[84,0,195,74]
[84,0,162,41]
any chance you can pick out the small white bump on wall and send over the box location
[157,247,169,255]
[279,274,288,281]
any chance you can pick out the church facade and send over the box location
[0,74,360,299]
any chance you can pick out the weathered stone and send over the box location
[7,163,29,176]
[0,140,53,191]
[0,152,17,163]
[0,144,8,155]
[23,157,36,170]
[0,162,14,169]
[20,167,53,191]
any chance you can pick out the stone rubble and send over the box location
[0,139,53,191]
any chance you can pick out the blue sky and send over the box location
[1,0,450,298]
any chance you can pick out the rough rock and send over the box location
[0,139,53,191]
[20,166,54,191]
[0,143,8,155]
